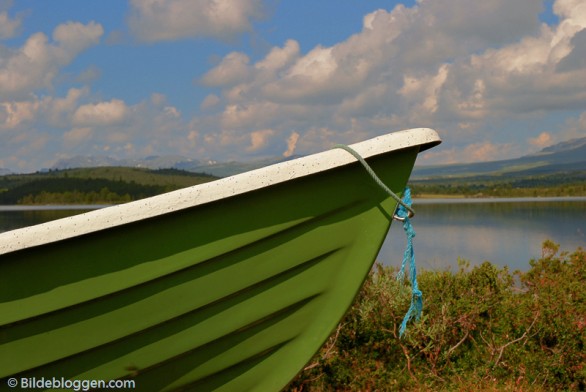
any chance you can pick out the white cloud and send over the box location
[128,0,264,42]
[200,94,220,110]
[554,0,586,24]
[0,99,38,129]
[201,52,251,87]
[63,127,92,148]
[4,1,586,171]
[0,87,88,131]
[438,0,586,119]
[220,101,281,130]
[191,0,586,164]
[255,39,299,72]
[529,132,554,147]
[53,21,103,53]
[560,110,586,140]
[399,65,450,118]
[0,90,195,169]
[336,84,389,118]
[0,10,21,39]
[247,129,274,152]
[288,46,337,81]
[462,141,513,162]
[42,87,88,127]
[419,141,516,164]
[418,0,544,46]
[75,65,101,84]
[72,99,129,127]
[283,131,299,157]
[0,21,103,100]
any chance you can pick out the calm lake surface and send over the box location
[380,197,586,271]
[1,198,584,271]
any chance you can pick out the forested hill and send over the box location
[0,167,218,205]
[409,136,586,197]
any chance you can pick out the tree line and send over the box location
[0,178,169,204]
[410,172,586,198]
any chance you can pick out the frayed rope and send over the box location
[395,187,422,337]
[331,144,422,337]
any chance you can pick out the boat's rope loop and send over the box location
[333,144,415,220]
[334,144,422,337]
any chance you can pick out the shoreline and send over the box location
[413,195,586,204]
[0,204,111,211]
[1,196,586,210]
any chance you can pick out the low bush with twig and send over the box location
[287,241,586,391]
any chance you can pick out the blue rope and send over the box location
[332,145,422,336]
[395,187,422,337]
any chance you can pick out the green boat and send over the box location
[0,128,440,391]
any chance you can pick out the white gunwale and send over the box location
[0,128,440,254]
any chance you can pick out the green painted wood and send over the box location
[1,147,418,391]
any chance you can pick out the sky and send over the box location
[0,0,585,173]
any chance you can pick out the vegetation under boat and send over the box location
[0,128,441,391]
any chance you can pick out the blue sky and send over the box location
[1,0,585,172]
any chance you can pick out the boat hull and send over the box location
[0,131,436,391]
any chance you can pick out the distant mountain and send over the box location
[52,155,202,171]
[0,168,12,176]
[536,136,586,155]
[526,136,586,162]
[47,136,586,179]
[412,136,586,179]
[188,156,301,177]
[52,155,122,169]
[51,154,298,177]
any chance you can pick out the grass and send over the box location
[286,241,586,391]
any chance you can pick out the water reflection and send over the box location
[0,206,102,233]
[1,199,585,272]
[380,198,586,271]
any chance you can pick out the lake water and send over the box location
[380,197,586,271]
[1,198,584,271]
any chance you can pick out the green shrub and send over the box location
[287,242,586,391]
